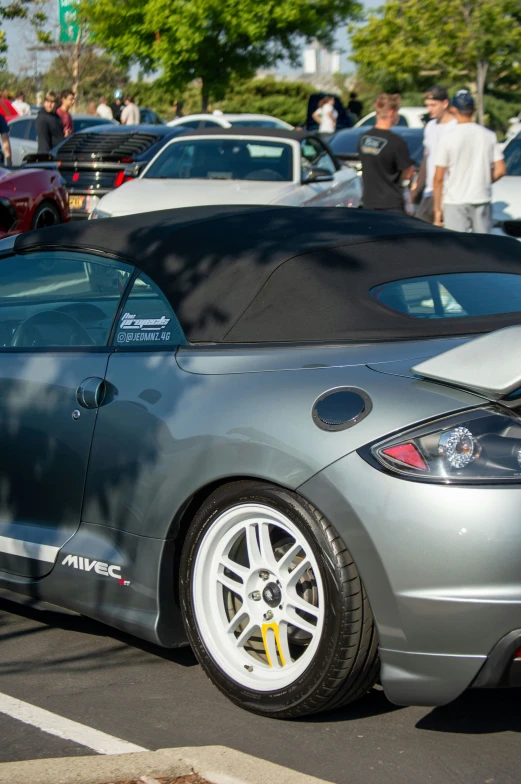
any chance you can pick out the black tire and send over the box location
[179,480,379,718]
[31,200,62,231]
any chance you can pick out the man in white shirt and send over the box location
[411,85,456,223]
[96,96,113,120]
[120,96,140,125]
[433,90,505,233]
[11,92,30,117]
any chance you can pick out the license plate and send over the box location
[69,195,86,210]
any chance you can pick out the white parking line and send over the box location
[0,692,148,755]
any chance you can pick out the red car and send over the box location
[0,166,69,239]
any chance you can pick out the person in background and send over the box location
[120,95,140,125]
[11,92,30,117]
[172,100,184,118]
[57,89,75,137]
[0,113,12,167]
[0,91,18,120]
[97,95,113,120]
[86,101,98,116]
[410,85,457,223]
[357,93,415,213]
[433,89,506,233]
[347,91,363,120]
[111,90,124,122]
[35,91,64,154]
[312,96,338,135]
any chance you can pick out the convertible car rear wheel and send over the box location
[180,481,379,717]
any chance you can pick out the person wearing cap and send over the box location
[433,89,505,233]
[410,86,456,223]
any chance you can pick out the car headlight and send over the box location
[364,406,521,484]
[89,208,112,220]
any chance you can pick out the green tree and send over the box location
[0,0,51,70]
[80,0,362,111]
[350,0,521,125]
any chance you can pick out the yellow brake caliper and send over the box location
[261,622,287,667]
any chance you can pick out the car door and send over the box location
[0,248,132,578]
[8,118,32,166]
[300,138,361,207]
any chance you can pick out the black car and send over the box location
[24,124,189,220]
[329,126,424,171]
[139,107,165,125]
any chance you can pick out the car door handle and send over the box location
[76,377,105,409]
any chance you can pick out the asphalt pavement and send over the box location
[0,591,519,784]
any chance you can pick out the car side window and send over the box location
[114,273,185,347]
[0,251,132,349]
[27,119,37,141]
[9,120,31,139]
[301,139,337,176]
[179,120,202,129]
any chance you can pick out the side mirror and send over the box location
[302,166,334,184]
[124,162,144,178]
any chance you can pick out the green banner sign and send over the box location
[59,0,80,44]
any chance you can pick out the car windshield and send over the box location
[371,273,521,319]
[144,139,293,181]
[503,139,521,176]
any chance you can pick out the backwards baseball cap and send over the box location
[425,85,449,102]
[452,89,475,111]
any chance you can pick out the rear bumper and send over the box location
[298,452,521,706]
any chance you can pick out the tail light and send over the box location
[113,170,126,188]
[365,406,521,484]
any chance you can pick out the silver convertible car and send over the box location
[2,206,521,718]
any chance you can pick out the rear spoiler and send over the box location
[411,326,521,401]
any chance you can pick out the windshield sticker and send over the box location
[120,312,171,331]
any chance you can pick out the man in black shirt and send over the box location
[35,92,64,154]
[357,93,415,212]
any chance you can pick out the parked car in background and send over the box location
[91,128,362,219]
[492,132,521,240]
[329,126,424,171]
[139,108,165,125]
[25,124,190,220]
[9,114,116,166]
[0,165,69,236]
[355,106,428,128]
[168,112,293,130]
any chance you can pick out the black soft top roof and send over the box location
[14,206,521,343]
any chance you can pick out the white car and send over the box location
[90,129,363,219]
[492,133,521,240]
[355,106,427,129]
[167,112,293,130]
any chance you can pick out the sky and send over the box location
[1,0,382,78]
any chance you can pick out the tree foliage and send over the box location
[350,0,521,123]
[80,0,361,109]
[217,77,315,126]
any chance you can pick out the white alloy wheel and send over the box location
[192,503,325,691]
